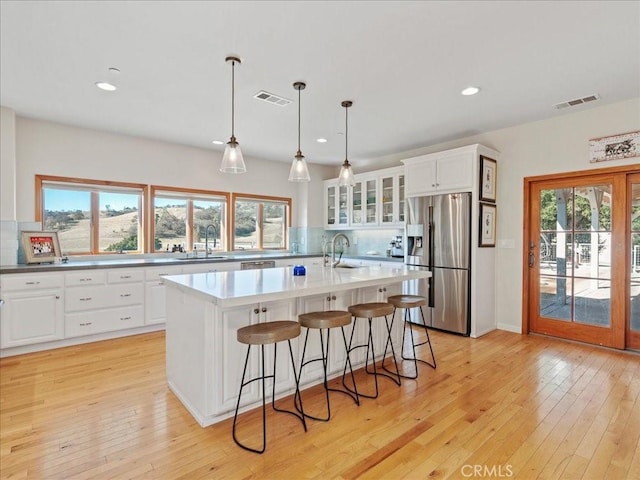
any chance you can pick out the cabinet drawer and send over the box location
[1,273,63,292]
[112,284,144,306]
[65,286,111,312]
[65,305,144,338]
[145,266,183,281]
[65,271,106,286]
[107,269,144,284]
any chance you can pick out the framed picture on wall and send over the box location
[479,203,497,248]
[21,231,61,264]
[479,155,497,202]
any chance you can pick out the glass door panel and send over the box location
[381,176,394,224]
[326,185,336,226]
[365,179,377,224]
[351,181,363,225]
[338,185,349,226]
[530,178,620,348]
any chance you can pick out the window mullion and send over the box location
[91,191,100,254]
[186,200,194,251]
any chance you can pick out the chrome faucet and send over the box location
[331,233,350,267]
[204,224,216,258]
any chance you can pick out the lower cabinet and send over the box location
[145,266,184,325]
[356,282,403,360]
[214,298,298,414]
[0,288,64,348]
[0,272,65,348]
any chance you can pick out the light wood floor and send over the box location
[1,329,639,479]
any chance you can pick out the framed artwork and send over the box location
[479,203,496,248]
[589,130,639,163]
[479,155,497,203]
[21,231,61,264]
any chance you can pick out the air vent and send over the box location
[554,94,600,110]
[253,90,292,107]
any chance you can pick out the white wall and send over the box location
[11,116,334,227]
[362,98,640,333]
[1,107,16,220]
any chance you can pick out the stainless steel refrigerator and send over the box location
[404,193,471,335]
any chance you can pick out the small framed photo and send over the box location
[589,130,639,163]
[479,155,497,203]
[479,203,496,248]
[21,231,61,264]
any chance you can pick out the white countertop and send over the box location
[162,264,430,307]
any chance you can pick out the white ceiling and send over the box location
[1,1,639,169]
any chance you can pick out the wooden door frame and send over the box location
[522,164,638,348]
[627,172,640,349]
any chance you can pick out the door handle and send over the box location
[529,251,535,267]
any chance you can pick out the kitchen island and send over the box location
[163,263,430,427]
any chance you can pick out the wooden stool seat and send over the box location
[348,302,394,319]
[298,310,352,330]
[237,320,300,345]
[387,295,427,309]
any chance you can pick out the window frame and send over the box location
[150,185,230,253]
[231,192,291,251]
[35,175,148,255]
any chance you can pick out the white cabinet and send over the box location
[0,273,64,348]
[356,282,403,360]
[145,265,183,325]
[403,148,474,197]
[215,298,297,414]
[64,268,144,338]
[296,289,356,384]
[325,166,404,229]
[325,181,349,228]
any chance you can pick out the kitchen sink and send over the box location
[333,263,360,268]
[176,256,227,260]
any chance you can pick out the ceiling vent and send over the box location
[553,94,600,110]
[253,90,292,107]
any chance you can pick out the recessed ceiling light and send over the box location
[212,140,224,145]
[95,67,120,92]
[316,138,328,143]
[95,81,117,91]
[461,86,480,96]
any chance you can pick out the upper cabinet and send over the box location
[324,166,404,229]
[403,148,475,197]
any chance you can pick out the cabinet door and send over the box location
[216,305,260,413]
[297,294,330,385]
[398,174,405,223]
[0,290,64,348]
[436,154,473,191]
[327,290,357,374]
[364,178,378,225]
[351,180,364,225]
[261,299,299,395]
[380,174,395,225]
[326,183,337,227]
[337,184,349,227]
[405,158,438,196]
[145,281,166,325]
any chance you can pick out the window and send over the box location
[232,194,290,250]
[151,187,228,253]
[36,175,147,255]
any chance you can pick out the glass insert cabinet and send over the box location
[324,166,404,229]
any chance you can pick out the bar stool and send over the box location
[232,320,307,454]
[295,310,360,421]
[383,295,436,380]
[343,302,401,399]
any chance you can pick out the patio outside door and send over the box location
[628,173,640,350]
[527,172,626,349]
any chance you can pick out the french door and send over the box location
[525,166,640,349]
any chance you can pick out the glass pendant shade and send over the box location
[288,81,311,182]
[220,56,246,174]
[220,136,246,173]
[338,159,356,186]
[288,152,311,182]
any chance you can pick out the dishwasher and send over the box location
[240,260,276,270]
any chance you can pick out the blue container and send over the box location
[293,265,306,276]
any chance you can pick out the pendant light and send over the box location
[338,100,356,187]
[220,56,246,173]
[288,81,311,182]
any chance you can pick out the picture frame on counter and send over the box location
[479,155,497,203]
[21,231,61,264]
[479,203,496,248]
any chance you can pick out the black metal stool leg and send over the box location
[398,305,437,373]
[380,314,402,385]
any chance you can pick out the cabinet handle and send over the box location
[120,293,132,297]
[383,288,387,292]
[431,184,435,187]
[327,296,332,302]
[332,295,336,300]
[25,281,41,285]
[254,308,260,314]
[55,295,60,300]
[378,288,383,293]
[120,275,132,279]
[0,299,4,306]
[261,307,267,313]
[79,297,92,301]
[79,278,92,282]
[120,316,131,321]
[80,322,92,326]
